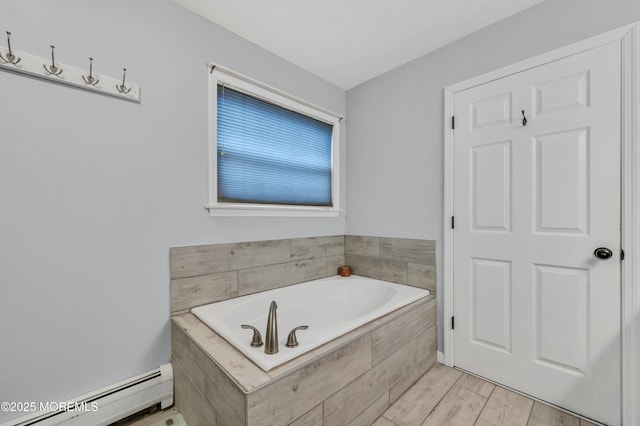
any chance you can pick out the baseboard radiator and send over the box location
[2,364,173,426]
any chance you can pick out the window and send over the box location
[208,67,341,217]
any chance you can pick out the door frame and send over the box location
[443,22,640,425]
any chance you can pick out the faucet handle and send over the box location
[241,325,264,348]
[285,325,309,348]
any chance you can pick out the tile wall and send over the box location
[170,236,345,314]
[345,236,436,294]
[170,235,436,314]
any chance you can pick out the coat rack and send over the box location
[0,31,141,103]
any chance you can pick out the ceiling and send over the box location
[175,0,544,90]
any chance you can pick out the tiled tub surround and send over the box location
[172,295,436,426]
[170,235,437,425]
[170,235,437,315]
[170,236,346,314]
[191,275,429,371]
[345,236,436,295]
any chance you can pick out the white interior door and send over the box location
[452,41,621,425]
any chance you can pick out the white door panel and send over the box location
[471,140,512,232]
[534,264,589,374]
[471,93,513,130]
[534,128,589,234]
[453,41,621,425]
[470,258,512,352]
[533,71,590,117]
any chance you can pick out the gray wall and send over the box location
[0,1,345,422]
[2,0,640,421]
[345,0,640,350]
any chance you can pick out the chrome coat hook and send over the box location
[521,110,527,126]
[115,68,132,94]
[82,57,99,86]
[0,31,21,65]
[43,45,63,76]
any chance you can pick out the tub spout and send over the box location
[265,301,278,354]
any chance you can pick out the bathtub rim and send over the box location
[171,293,435,395]
[191,275,430,371]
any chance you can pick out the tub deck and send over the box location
[190,275,430,372]
[172,294,436,425]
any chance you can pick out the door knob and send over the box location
[594,247,613,260]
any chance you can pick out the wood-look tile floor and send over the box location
[375,363,597,426]
[122,364,599,426]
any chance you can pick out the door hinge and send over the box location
[451,216,455,229]
[451,116,455,130]
[451,316,455,330]
[621,249,625,261]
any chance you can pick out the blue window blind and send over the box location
[216,85,334,206]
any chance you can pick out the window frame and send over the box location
[207,66,342,217]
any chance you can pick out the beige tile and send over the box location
[247,335,372,426]
[456,373,495,398]
[172,314,271,392]
[291,235,344,261]
[372,417,397,426]
[170,239,290,279]
[198,332,272,392]
[174,360,218,426]
[326,255,346,276]
[420,384,487,426]
[580,420,598,426]
[238,258,326,295]
[216,413,228,426]
[267,297,433,379]
[389,351,436,404]
[348,391,390,426]
[345,255,408,284]
[408,263,437,293]
[175,297,432,393]
[266,325,368,379]
[384,363,463,426]
[416,325,437,365]
[171,270,238,312]
[171,322,206,393]
[380,237,436,265]
[323,340,417,426]
[377,364,590,426]
[371,297,435,365]
[290,404,323,426]
[345,235,380,257]
[475,386,533,426]
[204,356,246,426]
[527,402,580,426]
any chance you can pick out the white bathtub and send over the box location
[191,275,430,371]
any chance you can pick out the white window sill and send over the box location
[206,204,341,218]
